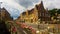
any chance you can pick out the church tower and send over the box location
[35,1,51,23]
[35,1,45,19]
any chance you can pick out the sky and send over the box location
[0,0,60,19]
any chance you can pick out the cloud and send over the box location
[1,0,25,12]
[1,0,25,19]
[43,0,60,9]
[3,5,24,19]
[15,0,41,9]
[0,0,60,19]
[15,0,60,9]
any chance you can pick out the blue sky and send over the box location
[0,0,60,19]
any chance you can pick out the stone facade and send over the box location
[17,1,52,23]
[0,8,13,21]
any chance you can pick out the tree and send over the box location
[57,9,60,14]
[49,8,57,16]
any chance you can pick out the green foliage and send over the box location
[49,8,60,16]
[57,9,60,14]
